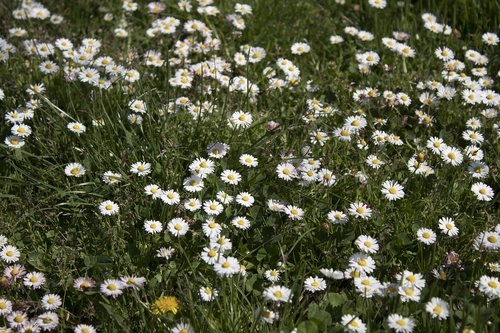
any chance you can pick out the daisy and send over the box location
[425,297,449,320]
[476,275,500,299]
[160,189,180,205]
[381,180,405,201]
[482,32,499,45]
[207,142,229,159]
[144,220,163,234]
[7,311,28,329]
[120,275,146,290]
[36,311,59,331]
[41,294,62,310]
[354,235,379,253]
[210,235,233,252]
[168,218,190,237]
[201,247,221,265]
[327,210,348,225]
[64,163,86,177]
[426,137,446,154]
[103,171,122,184]
[318,168,336,186]
[183,175,204,192]
[341,314,367,333]
[213,256,240,277]
[199,287,218,302]
[471,182,494,201]
[366,155,384,169]
[156,247,175,260]
[100,279,124,298]
[236,192,255,207]
[276,162,297,181]
[189,158,215,177]
[417,228,437,245]
[396,270,426,290]
[144,184,162,199]
[184,198,202,212]
[4,264,26,279]
[229,111,253,128]
[348,202,373,219]
[221,170,242,185]
[216,191,234,204]
[23,271,46,289]
[398,285,421,302]
[387,314,415,332]
[284,205,304,220]
[304,276,326,293]
[231,216,251,230]
[438,217,459,236]
[99,200,119,216]
[130,162,152,176]
[0,245,20,263]
[171,322,194,333]
[368,0,387,9]
[349,253,376,274]
[67,122,86,134]
[203,200,224,216]
[74,324,96,333]
[441,147,463,166]
[291,42,311,55]
[354,276,381,298]
[0,298,12,315]
[264,269,280,282]
[73,277,95,291]
[240,154,258,167]
[4,135,25,149]
[262,285,292,303]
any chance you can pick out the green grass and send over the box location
[0,0,499,332]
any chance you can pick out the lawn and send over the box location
[0,0,499,332]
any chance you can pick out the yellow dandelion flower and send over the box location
[151,296,179,315]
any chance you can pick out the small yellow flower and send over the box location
[151,296,179,315]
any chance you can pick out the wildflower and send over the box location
[476,275,500,299]
[171,322,194,333]
[23,271,46,289]
[100,279,124,298]
[41,294,62,310]
[74,277,95,291]
[471,182,494,201]
[417,228,437,245]
[381,180,405,201]
[151,296,179,315]
[284,205,304,220]
[387,314,415,332]
[213,256,240,277]
[425,297,449,320]
[304,276,326,293]
[348,202,373,219]
[438,217,459,236]
[67,122,86,134]
[341,314,366,333]
[231,216,251,230]
[130,161,152,176]
[355,235,379,253]
[199,287,218,301]
[0,245,20,263]
[168,218,190,236]
[74,324,96,333]
[144,220,163,234]
[240,154,258,167]
[262,285,292,303]
[99,200,119,216]
[156,247,175,260]
[65,163,86,177]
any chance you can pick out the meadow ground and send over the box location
[0,0,499,332]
